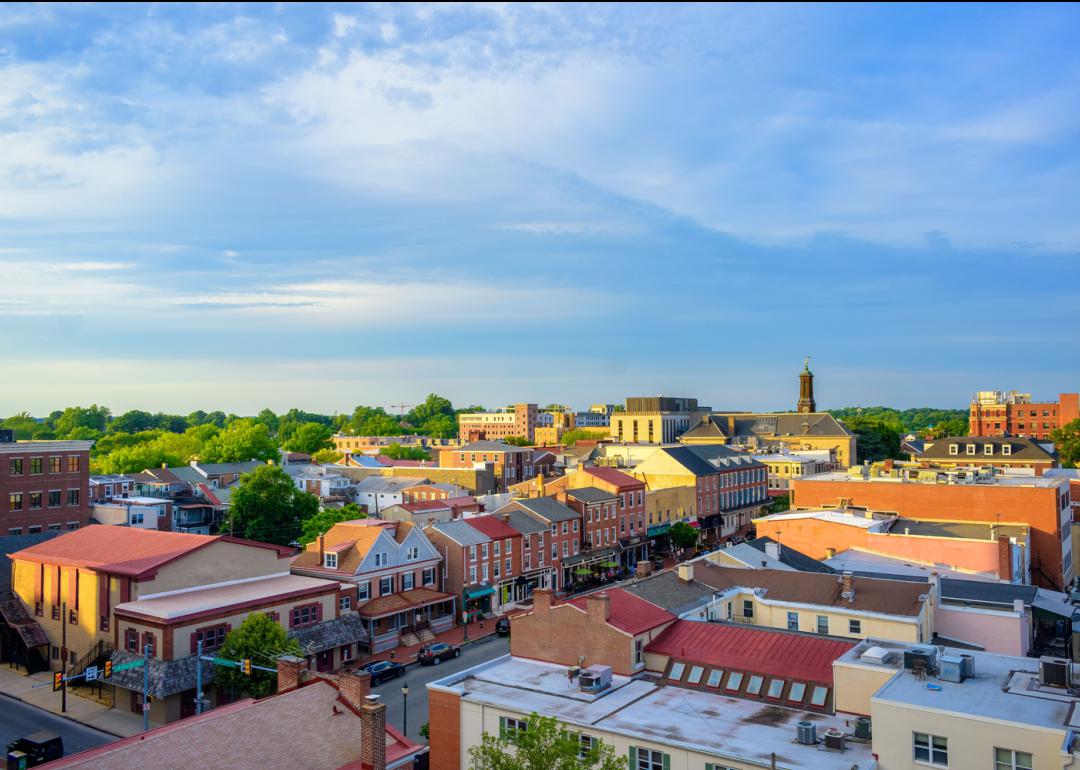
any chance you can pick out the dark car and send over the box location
[417,642,460,665]
[6,731,64,767]
[495,617,510,636]
[361,659,405,685]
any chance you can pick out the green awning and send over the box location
[465,586,495,600]
[573,567,593,576]
[647,523,671,537]
[600,561,620,568]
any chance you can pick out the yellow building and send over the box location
[680,412,858,468]
[644,486,696,528]
[610,396,709,444]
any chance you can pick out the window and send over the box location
[67,489,79,506]
[668,662,686,681]
[423,567,435,586]
[193,624,230,651]
[1002,444,1012,456]
[742,600,754,619]
[66,456,80,472]
[766,679,784,699]
[341,644,354,662]
[9,458,23,475]
[745,675,764,695]
[686,666,704,685]
[481,542,489,559]
[339,595,352,612]
[913,733,948,767]
[787,611,799,630]
[493,540,500,557]
[29,492,42,510]
[816,615,829,635]
[290,604,320,628]
[323,552,338,569]
[29,458,42,475]
[632,747,667,770]
[406,546,419,560]
[984,444,993,455]
[577,734,595,760]
[9,528,23,536]
[130,512,144,525]
[125,628,139,652]
[48,490,60,507]
[966,444,976,455]
[788,682,806,702]
[493,560,501,579]
[809,686,829,707]
[552,544,558,559]
[725,672,744,691]
[9,493,21,511]
[469,565,477,583]
[634,638,644,665]
[482,564,489,582]
[501,717,528,738]
[994,748,1033,770]
[49,456,61,473]
[706,669,723,688]
[357,582,371,600]
[379,576,393,595]
[505,558,511,575]
[374,552,388,567]
[849,619,861,634]
[504,538,512,554]
[706,765,738,770]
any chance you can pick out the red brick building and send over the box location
[425,516,524,618]
[494,497,581,592]
[970,391,1080,441]
[437,441,533,492]
[792,470,1073,589]
[1,434,93,535]
[456,404,538,443]
[548,466,650,570]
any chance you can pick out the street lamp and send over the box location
[401,684,410,736]
[462,588,469,642]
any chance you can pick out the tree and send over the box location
[108,410,157,434]
[379,444,430,461]
[95,430,203,474]
[254,408,280,434]
[468,712,627,770]
[845,418,903,463]
[311,448,344,464]
[347,406,402,436]
[216,613,303,699]
[299,503,365,546]
[1050,418,1080,469]
[284,422,335,454]
[668,521,698,551]
[419,413,457,439]
[53,405,110,438]
[559,429,609,447]
[1,412,39,440]
[227,465,317,546]
[764,494,790,514]
[407,393,455,427]
[201,418,278,463]
[503,436,533,447]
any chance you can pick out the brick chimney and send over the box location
[276,654,307,694]
[841,571,855,603]
[533,587,553,614]
[338,668,371,710]
[677,563,694,583]
[587,592,611,625]
[360,694,387,770]
[318,534,325,566]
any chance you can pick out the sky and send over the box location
[1,3,1078,416]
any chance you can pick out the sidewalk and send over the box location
[364,606,530,666]
[0,665,147,738]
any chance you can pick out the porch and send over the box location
[358,588,456,653]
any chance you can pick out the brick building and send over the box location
[437,441,533,492]
[792,468,1073,589]
[424,516,523,619]
[456,404,538,443]
[969,390,1080,441]
[916,436,1059,475]
[1,433,93,535]
[494,497,581,592]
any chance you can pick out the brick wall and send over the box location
[428,688,462,770]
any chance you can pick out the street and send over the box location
[375,634,510,744]
[0,693,117,758]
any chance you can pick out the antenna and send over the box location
[390,403,413,416]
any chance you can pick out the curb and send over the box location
[0,689,128,740]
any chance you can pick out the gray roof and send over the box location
[108,650,214,699]
[1,532,62,592]
[708,412,853,438]
[891,518,1027,541]
[497,509,548,535]
[168,466,206,485]
[919,437,1058,463]
[681,417,730,440]
[622,571,715,616]
[507,497,580,523]
[429,519,489,546]
[565,486,617,503]
[194,461,266,475]
[289,613,369,655]
[458,441,531,453]
[747,537,834,574]
[353,476,426,493]
[660,444,763,477]
[941,578,1038,608]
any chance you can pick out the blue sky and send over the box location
[1,3,1078,415]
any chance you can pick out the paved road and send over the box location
[376,635,510,744]
[0,693,117,758]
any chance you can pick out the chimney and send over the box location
[276,654,307,694]
[587,592,611,625]
[359,694,387,770]
[764,541,781,561]
[883,458,894,471]
[825,547,836,558]
[532,587,553,614]
[537,473,545,498]
[841,571,855,602]
[928,572,940,603]
[677,562,694,583]
[319,534,325,565]
[338,668,371,711]
[190,460,198,467]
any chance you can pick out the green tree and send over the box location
[108,410,157,434]
[407,393,455,427]
[419,413,457,439]
[1,412,39,439]
[227,465,317,545]
[95,430,203,474]
[254,408,280,434]
[764,494,790,514]
[311,448,344,464]
[844,418,903,463]
[379,444,430,461]
[668,521,699,551]
[53,405,111,437]
[502,436,533,446]
[201,418,278,463]
[284,422,335,454]
[299,503,365,546]
[1050,418,1080,468]
[216,613,303,699]
[468,712,627,770]
[347,406,402,436]
[559,429,609,447]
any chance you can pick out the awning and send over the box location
[358,588,455,619]
[599,561,620,568]
[0,594,49,648]
[647,523,671,537]
[465,586,496,600]
[688,520,701,529]
[573,567,593,576]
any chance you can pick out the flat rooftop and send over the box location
[801,471,1065,488]
[432,656,875,770]
[824,549,998,582]
[94,496,169,506]
[115,574,340,622]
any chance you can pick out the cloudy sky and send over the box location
[1,3,1078,415]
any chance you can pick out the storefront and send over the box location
[618,535,651,572]
[463,584,495,622]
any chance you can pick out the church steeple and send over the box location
[797,357,816,413]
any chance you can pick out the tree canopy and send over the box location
[215,613,303,699]
[468,712,627,770]
[201,419,279,463]
[227,465,318,546]
[298,503,365,546]
[379,443,431,461]
[668,521,698,550]
[1050,418,1080,468]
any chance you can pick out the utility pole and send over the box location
[142,643,151,731]
[195,639,203,715]
[60,601,67,713]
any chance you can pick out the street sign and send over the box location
[142,703,150,712]
[84,666,98,682]
[211,657,238,668]
[112,660,145,673]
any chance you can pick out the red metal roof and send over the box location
[583,467,645,490]
[464,515,521,540]
[566,588,676,635]
[401,500,451,512]
[645,620,854,684]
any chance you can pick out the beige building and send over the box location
[681,412,858,468]
[457,404,538,443]
[610,396,710,444]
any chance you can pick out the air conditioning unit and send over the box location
[823,729,845,751]
[938,655,965,683]
[579,665,612,694]
[1040,657,1071,688]
[796,721,816,745]
[903,647,938,675]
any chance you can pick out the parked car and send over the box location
[361,659,405,685]
[6,731,64,767]
[495,617,510,636]
[417,642,460,665]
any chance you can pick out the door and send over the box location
[316,649,333,673]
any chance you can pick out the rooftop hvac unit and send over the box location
[1040,657,1071,688]
[960,654,975,679]
[903,647,938,675]
[796,722,816,746]
[823,729,845,752]
[938,655,965,683]
[578,665,612,694]
[854,717,872,740]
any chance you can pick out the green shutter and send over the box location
[662,753,670,770]
[629,746,637,770]
[499,716,506,739]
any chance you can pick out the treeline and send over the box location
[0,393,468,475]
[827,406,970,464]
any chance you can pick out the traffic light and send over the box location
[240,658,252,676]
[103,660,112,679]
[52,672,63,692]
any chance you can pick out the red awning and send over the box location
[688,520,701,529]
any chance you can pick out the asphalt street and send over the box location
[0,693,117,759]
[376,634,510,745]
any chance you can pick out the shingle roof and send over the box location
[747,537,835,574]
[191,461,266,475]
[621,571,715,616]
[291,520,396,574]
[582,467,643,489]
[498,509,548,535]
[919,436,1058,462]
[504,497,580,523]
[646,620,854,684]
[429,519,489,546]
[465,515,521,540]
[723,412,853,438]
[693,562,927,616]
[680,416,730,440]
[353,476,426,493]
[565,487,617,503]
[565,587,675,635]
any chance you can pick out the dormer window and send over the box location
[966,444,976,455]
[1002,444,1012,456]
[984,444,993,455]
[324,553,337,569]
[949,444,959,455]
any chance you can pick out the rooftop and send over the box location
[455,441,532,453]
[620,571,717,616]
[581,466,644,489]
[499,496,580,523]
[565,486,617,503]
[565,588,675,635]
[432,655,873,770]
[799,469,1067,488]
[115,574,341,622]
[428,518,490,547]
